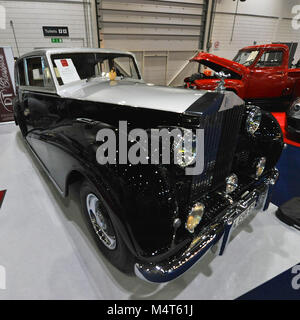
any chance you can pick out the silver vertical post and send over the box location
[10,20,20,57]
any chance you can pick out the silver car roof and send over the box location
[18,48,134,60]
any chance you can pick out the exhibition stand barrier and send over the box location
[272,112,300,148]
[238,114,300,300]
[271,112,300,207]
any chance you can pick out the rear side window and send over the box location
[24,56,54,88]
[256,50,283,67]
[26,57,44,87]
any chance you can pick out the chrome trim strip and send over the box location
[218,219,233,256]
[19,86,57,95]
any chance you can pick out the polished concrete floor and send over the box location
[0,123,300,300]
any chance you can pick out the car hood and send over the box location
[192,52,248,76]
[58,79,207,114]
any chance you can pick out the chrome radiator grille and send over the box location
[191,105,244,199]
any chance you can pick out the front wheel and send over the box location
[80,180,135,274]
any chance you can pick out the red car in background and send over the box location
[184,44,300,110]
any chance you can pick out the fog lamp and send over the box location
[186,202,205,233]
[255,157,266,179]
[225,173,238,194]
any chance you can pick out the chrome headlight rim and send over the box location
[246,105,262,136]
[289,98,300,114]
[174,129,197,168]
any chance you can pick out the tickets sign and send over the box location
[43,26,69,37]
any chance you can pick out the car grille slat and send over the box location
[191,105,244,200]
[212,106,244,187]
[191,112,223,197]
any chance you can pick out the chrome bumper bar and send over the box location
[134,169,279,283]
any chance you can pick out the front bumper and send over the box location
[135,169,279,283]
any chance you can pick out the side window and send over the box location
[25,56,54,88]
[26,57,44,87]
[256,50,283,67]
[17,60,26,86]
[113,56,139,79]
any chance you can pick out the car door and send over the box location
[19,55,68,172]
[246,49,287,99]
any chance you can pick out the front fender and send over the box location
[60,120,179,259]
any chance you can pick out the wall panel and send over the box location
[98,0,207,85]
[0,0,92,57]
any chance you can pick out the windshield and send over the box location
[51,52,140,85]
[233,50,259,66]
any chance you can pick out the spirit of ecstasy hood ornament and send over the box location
[215,71,230,92]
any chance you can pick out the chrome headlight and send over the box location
[246,106,262,136]
[289,98,300,114]
[186,202,205,233]
[174,130,197,167]
[225,173,238,194]
[255,157,266,179]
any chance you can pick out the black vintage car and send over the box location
[286,98,300,142]
[13,48,283,283]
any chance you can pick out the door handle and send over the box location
[24,108,30,116]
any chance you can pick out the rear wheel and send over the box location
[80,180,135,274]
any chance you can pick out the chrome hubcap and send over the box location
[86,193,116,250]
